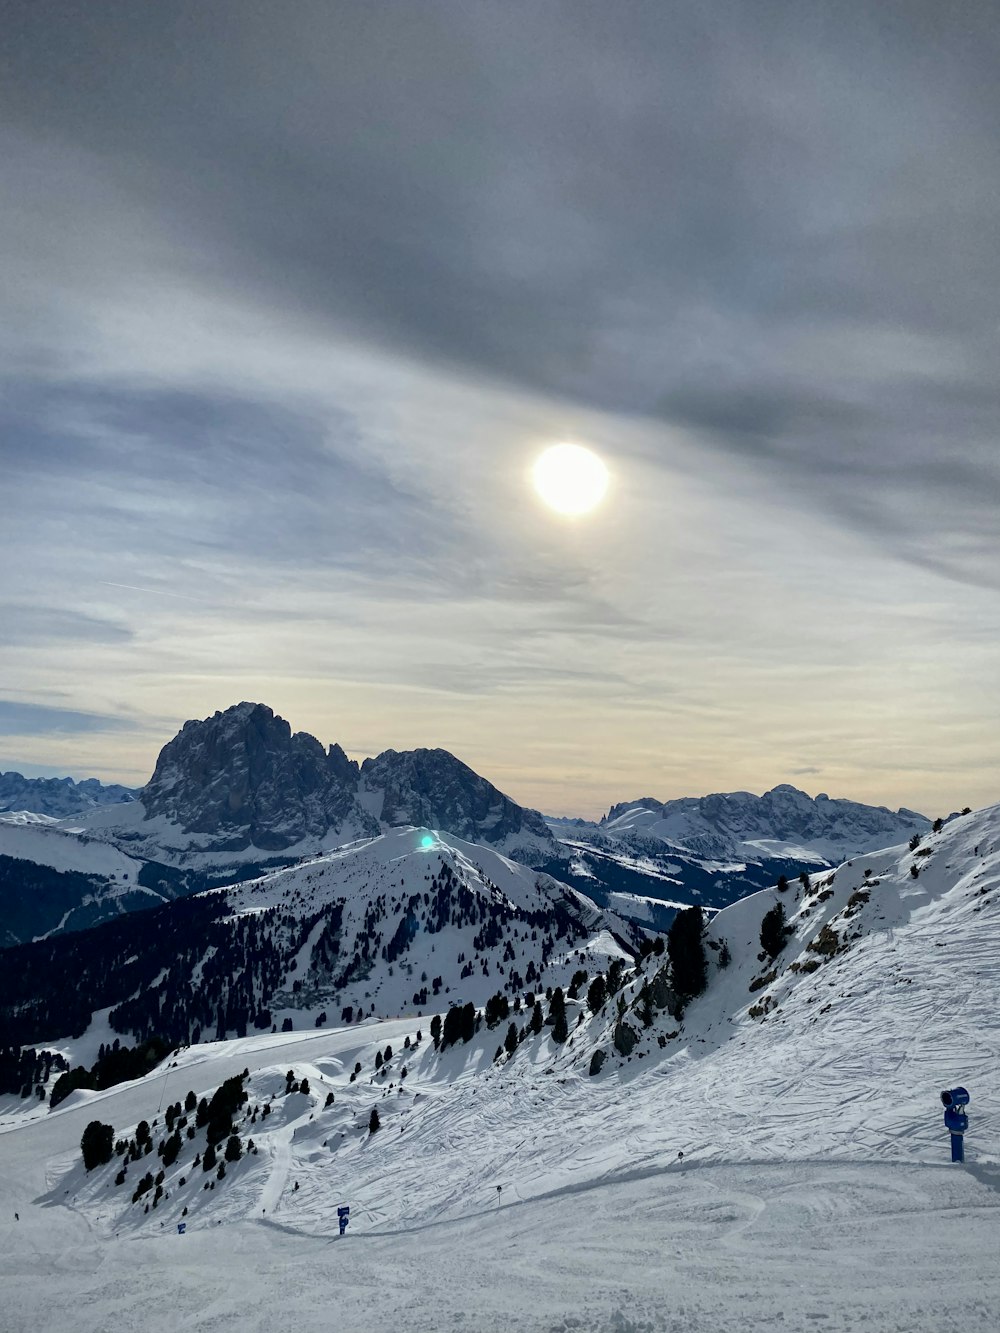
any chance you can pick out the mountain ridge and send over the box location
[598,781,930,862]
[0,771,137,820]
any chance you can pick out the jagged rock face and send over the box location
[360,747,552,849]
[648,967,680,1018]
[142,703,370,851]
[133,703,556,862]
[613,1017,639,1057]
[0,772,136,818]
[604,783,929,860]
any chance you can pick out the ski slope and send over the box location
[1,806,998,1330]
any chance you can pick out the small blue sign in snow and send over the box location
[177,1222,187,1235]
[337,1205,350,1217]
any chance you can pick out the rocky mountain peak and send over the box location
[135,704,556,863]
[141,702,369,851]
[359,746,554,853]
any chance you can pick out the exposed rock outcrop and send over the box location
[359,747,557,858]
[142,702,373,851]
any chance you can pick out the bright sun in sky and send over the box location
[532,443,609,516]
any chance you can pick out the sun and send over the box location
[531,443,609,516]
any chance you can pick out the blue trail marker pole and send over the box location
[941,1087,970,1163]
[338,1204,350,1236]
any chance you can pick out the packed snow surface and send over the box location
[0,820,143,879]
[2,805,999,1330]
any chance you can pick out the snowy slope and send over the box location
[0,805,998,1331]
[0,824,638,1055]
[64,796,354,872]
[219,825,636,1027]
[0,820,144,880]
[0,820,159,946]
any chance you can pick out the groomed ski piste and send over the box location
[2,807,999,1331]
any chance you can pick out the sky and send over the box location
[1,0,998,819]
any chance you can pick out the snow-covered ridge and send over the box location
[601,781,931,861]
[0,820,143,881]
[215,824,636,1026]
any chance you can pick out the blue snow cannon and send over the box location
[940,1087,970,1109]
[941,1087,971,1162]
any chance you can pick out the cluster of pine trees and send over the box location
[0,893,332,1049]
[0,1044,68,1098]
[50,1036,171,1107]
[83,1070,266,1213]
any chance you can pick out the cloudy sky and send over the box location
[2,1,998,818]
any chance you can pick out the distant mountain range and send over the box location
[598,784,930,862]
[0,771,137,819]
[0,702,931,946]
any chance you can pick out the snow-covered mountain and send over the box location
[0,824,638,1051]
[0,712,937,949]
[540,783,930,933]
[0,703,566,944]
[88,702,563,865]
[0,770,136,819]
[2,803,997,1331]
[601,782,930,862]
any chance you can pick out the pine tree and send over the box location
[548,988,567,1042]
[530,1001,543,1035]
[667,906,708,1000]
[586,974,607,1013]
[81,1120,114,1171]
[161,1131,182,1168]
[368,1107,380,1134]
[760,902,792,959]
